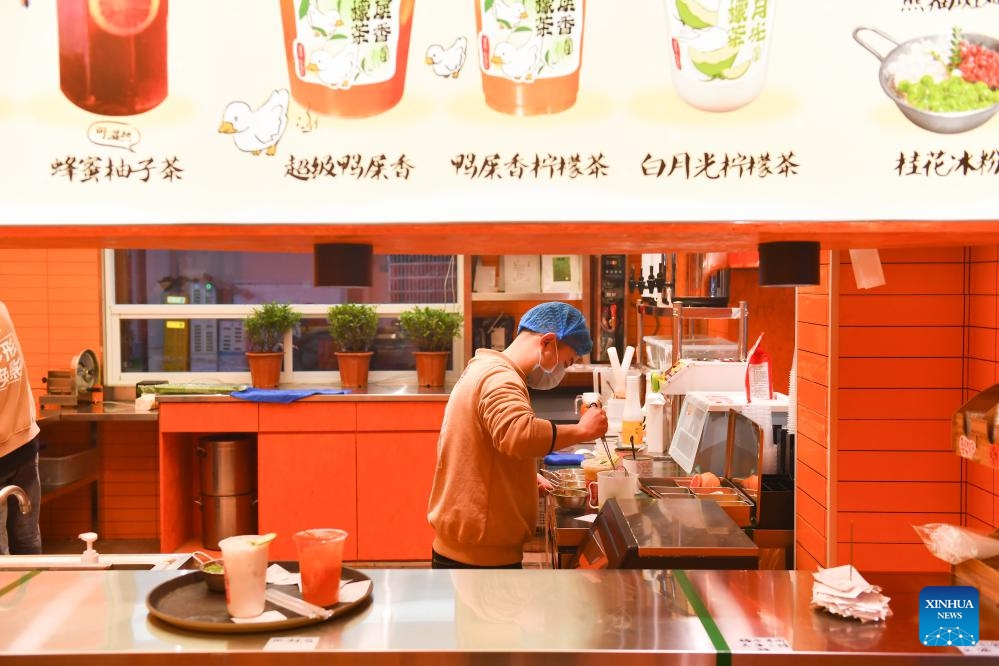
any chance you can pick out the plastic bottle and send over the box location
[79,531,99,565]
[644,392,666,455]
[620,374,645,448]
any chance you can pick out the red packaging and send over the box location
[745,333,773,402]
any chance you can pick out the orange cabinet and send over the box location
[356,432,438,560]
[258,432,358,561]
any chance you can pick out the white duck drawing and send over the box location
[493,0,529,29]
[425,37,468,78]
[490,39,541,82]
[218,89,290,156]
[307,47,359,89]
[306,3,344,38]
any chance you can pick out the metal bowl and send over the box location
[854,27,999,134]
[551,488,589,513]
[199,559,226,593]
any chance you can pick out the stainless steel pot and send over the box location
[196,435,256,496]
[853,27,999,134]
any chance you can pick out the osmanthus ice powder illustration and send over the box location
[665,0,775,112]
[475,0,586,115]
[280,0,415,117]
[56,0,169,116]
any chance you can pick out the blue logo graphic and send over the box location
[920,586,979,647]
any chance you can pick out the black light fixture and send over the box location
[758,241,820,287]
[314,243,373,287]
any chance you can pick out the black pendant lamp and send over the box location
[758,241,820,287]
[314,243,373,287]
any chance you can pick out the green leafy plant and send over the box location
[399,306,464,352]
[244,302,302,353]
[327,303,378,352]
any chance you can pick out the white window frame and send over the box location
[102,251,466,388]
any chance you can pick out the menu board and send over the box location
[0,0,997,226]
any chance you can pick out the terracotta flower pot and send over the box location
[336,351,374,388]
[413,351,450,387]
[246,352,283,389]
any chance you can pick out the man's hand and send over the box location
[577,406,608,441]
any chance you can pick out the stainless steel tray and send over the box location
[146,566,372,634]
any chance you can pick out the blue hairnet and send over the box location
[518,302,593,355]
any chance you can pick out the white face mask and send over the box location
[526,346,566,390]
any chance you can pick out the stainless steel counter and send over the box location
[155,382,452,403]
[0,568,994,664]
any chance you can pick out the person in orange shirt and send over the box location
[0,301,41,555]
[428,302,608,568]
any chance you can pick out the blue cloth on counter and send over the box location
[230,388,351,403]
[543,453,585,467]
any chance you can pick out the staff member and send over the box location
[428,302,608,568]
[0,301,41,555]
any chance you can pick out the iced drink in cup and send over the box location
[293,528,348,607]
[218,534,273,619]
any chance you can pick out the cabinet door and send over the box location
[356,432,438,561]
[258,433,357,561]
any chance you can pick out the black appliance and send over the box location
[592,254,626,363]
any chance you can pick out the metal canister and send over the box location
[196,435,256,496]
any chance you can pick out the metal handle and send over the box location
[852,26,899,62]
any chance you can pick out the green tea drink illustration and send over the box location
[281,0,415,118]
[475,0,586,115]
[665,0,774,112]
[57,0,168,116]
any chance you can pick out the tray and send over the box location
[146,566,372,634]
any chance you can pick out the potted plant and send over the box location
[399,306,464,387]
[244,301,302,389]
[327,303,378,388]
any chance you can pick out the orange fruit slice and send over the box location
[88,0,161,37]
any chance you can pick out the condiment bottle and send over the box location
[620,374,644,448]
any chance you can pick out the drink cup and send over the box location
[218,534,271,618]
[587,469,637,510]
[664,0,776,112]
[621,454,654,477]
[280,0,415,117]
[574,391,602,415]
[293,528,349,607]
[473,0,586,115]
[57,0,169,116]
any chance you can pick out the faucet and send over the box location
[0,485,31,515]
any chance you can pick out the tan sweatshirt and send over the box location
[0,302,39,458]
[427,349,554,566]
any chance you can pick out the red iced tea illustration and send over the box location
[57,0,169,116]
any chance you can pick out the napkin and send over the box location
[231,610,287,624]
[231,388,351,403]
[811,565,892,623]
[266,563,301,586]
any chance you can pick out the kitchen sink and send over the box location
[0,553,193,571]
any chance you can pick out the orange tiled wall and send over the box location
[796,248,967,573]
[0,249,160,542]
[965,246,999,532]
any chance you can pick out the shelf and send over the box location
[472,292,583,301]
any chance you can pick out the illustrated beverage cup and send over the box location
[57,0,169,116]
[293,528,348,607]
[474,0,586,115]
[280,0,415,118]
[664,0,775,112]
[218,534,271,619]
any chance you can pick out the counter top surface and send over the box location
[0,568,995,663]
[155,382,453,403]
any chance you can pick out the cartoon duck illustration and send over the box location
[307,47,359,89]
[425,37,468,78]
[493,0,528,29]
[491,40,541,82]
[218,89,290,156]
[307,3,344,38]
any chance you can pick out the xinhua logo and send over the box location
[919,586,979,647]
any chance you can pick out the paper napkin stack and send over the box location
[811,565,892,623]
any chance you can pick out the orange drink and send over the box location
[57,0,169,116]
[280,0,415,117]
[473,0,586,115]
[293,528,348,607]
